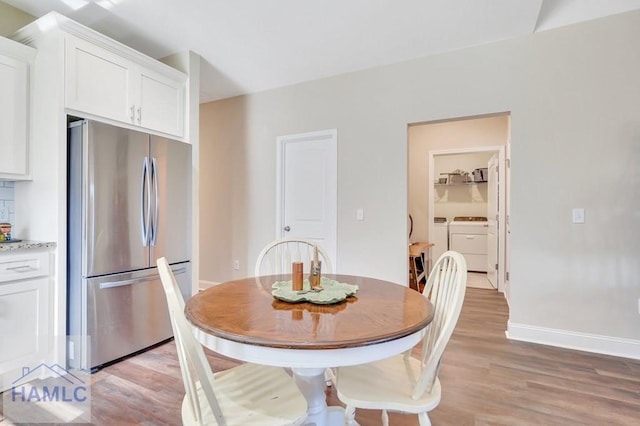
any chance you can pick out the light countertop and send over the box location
[0,240,57,252]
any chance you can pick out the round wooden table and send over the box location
[185,274,433,426]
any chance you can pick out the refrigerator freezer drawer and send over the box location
[71,263,190,371]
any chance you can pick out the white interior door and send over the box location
[276,130,337,269]
[487,154,499,288]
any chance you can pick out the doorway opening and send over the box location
[408,113,511,301]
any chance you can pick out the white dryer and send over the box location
[449,216,488,272]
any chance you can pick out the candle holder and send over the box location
[292,262,304,291]
[309,260,322,290]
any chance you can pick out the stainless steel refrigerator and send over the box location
[67,119,192,371]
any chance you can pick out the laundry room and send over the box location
[407,113,510,291]
[433,151,493,267]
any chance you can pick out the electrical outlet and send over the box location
[233,260,240,270]
[0,206,8,222]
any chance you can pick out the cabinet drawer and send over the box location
[0,251,50,283]
[450,233,487,254]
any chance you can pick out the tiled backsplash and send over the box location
[0,182,15,224]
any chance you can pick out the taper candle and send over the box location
[313,244,319,267]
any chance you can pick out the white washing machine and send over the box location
[432,217,449,264]
[448,217,488,272]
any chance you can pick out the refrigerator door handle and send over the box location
[99,267,188,289]
[150,157,159,246]
[140,156,151,246]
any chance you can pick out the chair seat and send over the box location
[336,354,442,414]
[182,363,307,426]
[333,251,466,425]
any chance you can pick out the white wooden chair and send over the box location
[254,238,333,276]
[333,251,467,426]
[157,257,308,426]
[254,238,335,385]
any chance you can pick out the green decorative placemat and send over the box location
[272,277,359,304]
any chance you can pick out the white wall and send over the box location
[200,11,640,357]
[0,2,34,37]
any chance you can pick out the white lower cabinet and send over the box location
[0,250,53,392]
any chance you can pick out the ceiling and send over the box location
[5,0,640,102]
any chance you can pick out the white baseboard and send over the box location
[506,321,640,361]
[199,280,220,291]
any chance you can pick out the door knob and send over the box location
[284,226,291,232]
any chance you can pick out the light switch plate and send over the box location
[572,208,585,224]
[356,209,364,221]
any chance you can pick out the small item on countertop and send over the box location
[0,223,11,241]
[292,262,303,291]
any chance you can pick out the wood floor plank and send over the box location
[2,287,639,425]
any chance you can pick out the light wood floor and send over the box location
[3,288,639,425]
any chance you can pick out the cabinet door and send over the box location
[137,67,185,137]
[0,277,50,392]
[0,52,29,178]
[65,36,136,125]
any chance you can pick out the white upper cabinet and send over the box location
[137,66,185,136]
[0,37,34,180]
[65,36,135,125]
[65,35,185,137]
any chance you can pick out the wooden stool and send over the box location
[409,242,434,292]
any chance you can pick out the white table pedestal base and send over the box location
[292,367,346,426]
